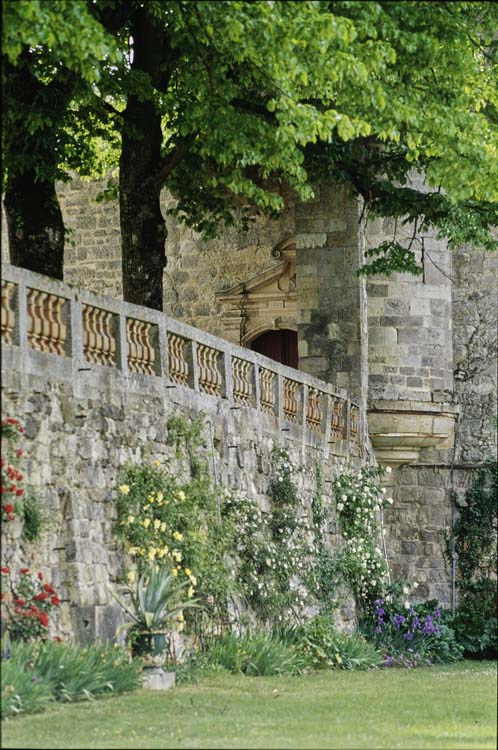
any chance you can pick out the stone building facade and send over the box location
[2,174,497,612]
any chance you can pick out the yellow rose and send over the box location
[153,460,161,467]
[143,518,151,529]
[157,492,163,502]
[189,575,197,586]
[148,548,156,561]
[119,484,130,495]
[177,613,184,622]
[185,568,192,577]
[172,550,182,562]
[177,491,186,501]
[172,568,178,577]
[153,519,161,530]
[127,515,135,525]
[173,531,183,541]
[160,522,167,532]
[188,586,195,598]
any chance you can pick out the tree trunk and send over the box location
[4,173,65,279]
[120,97,166,310]
[119,9,170,311]
[3,54,70,280]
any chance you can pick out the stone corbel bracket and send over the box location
[368,400,459,468]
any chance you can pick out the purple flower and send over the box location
[434,609,442,618]
[375,626,382,634]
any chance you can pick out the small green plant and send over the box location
[283,616,383,670]
[1,641,141,718]
[21,494,45,542]
[198,629,310,676]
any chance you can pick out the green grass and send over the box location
[1,661,496,749]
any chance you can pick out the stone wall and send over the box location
[1,263,361,642]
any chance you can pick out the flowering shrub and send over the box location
[1,418,25,524]
[1,567,61,642]
[361,582,463,667]
[334,465,391,607]
[115,426,319,630]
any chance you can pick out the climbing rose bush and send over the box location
[334,465,391,606]
[1,567,61,642]
[1,418,25,523]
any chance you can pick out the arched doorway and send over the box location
[250,329,298,369]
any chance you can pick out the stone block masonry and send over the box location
[1,263,362,642]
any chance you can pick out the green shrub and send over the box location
[289,616,383,670]
[446,579,497,659]
[1,641,141,718]
[199,630,310,676]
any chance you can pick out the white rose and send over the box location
[402,585,410,595]
[341,495,348,502]
[387,497,393,504]
[337,502,344,512]
[404,600,411,609]
[413,582,419,589]
[385,466,392,474]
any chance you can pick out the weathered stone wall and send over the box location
[295,183,367,409]
[1,263,361,642]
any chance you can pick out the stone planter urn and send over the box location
[131,631,176,691]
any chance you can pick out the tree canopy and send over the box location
[2,0,498,306]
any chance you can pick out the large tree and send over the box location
[2,0,119,278]
[3,1,498,304]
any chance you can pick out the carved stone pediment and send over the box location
[216,238,297,345]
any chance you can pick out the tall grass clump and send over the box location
[1,641,141,718]
[199,630,310,676]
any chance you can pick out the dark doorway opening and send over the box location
[250,329,298,369]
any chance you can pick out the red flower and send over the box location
[15,598,26,606]
[33,592,48,601]
[20,568,30,574]
[8,513,15,521]
[19,428,25,434]
[6,418,18,425]
[9,486,16,493]
[16,489,24,497]
[30,605,39,614]
[50,596,61,607]
[54,636,62,643]
[38,612,49,628]
[43,583,56,594]
[1,567,9,574]
[15,449,23,457]
[0,487,5,494]
[17,474,23,482]
[38,572,44,581]
[4,504,14,513]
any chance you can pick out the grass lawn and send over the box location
[1,661,496,749]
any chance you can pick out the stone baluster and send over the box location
[197,344,222,396]
[283,377,299,422]
[232,357,253,406]
[330,396,345,442]
[167,333,189,385]
[1,281,15,345]
[82,304,116,366]
[127,318,156,375]
[259,368,276,414]
[27,288,67,355]
[306,387,322,431]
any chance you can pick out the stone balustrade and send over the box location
[1,263,361,456]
